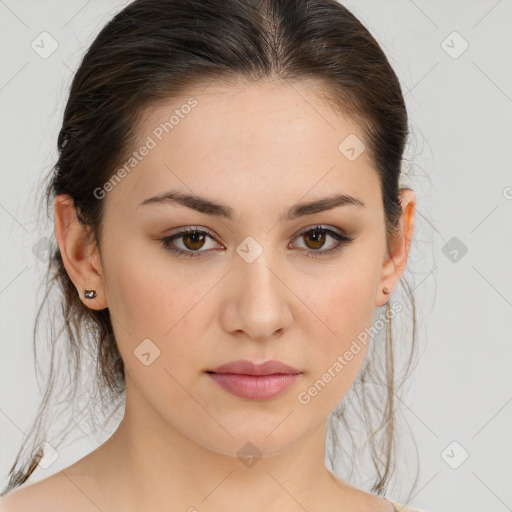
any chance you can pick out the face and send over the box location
[84,78,397,458]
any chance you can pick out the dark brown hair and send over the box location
[2,0,420,500]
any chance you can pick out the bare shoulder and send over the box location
[0,469,107,512]
[389,501,431,512]
[360,492,397,512]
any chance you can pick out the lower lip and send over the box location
[207,372,302,400]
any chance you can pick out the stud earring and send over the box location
[83,289,97,299]
[383,287,391,294]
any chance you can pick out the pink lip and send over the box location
[206,360,303,400]
[209,359,302,376]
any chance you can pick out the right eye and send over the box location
[160,227,222,258]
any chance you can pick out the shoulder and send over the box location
[0,473,71,512]
[0,470,105,512]
[389,500,432,512]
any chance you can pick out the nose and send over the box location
[220,253,294,342]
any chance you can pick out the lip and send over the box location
[206,359,303,400]
[208,359,302,376]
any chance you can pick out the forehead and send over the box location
[108,78,380,219]
[138,77,363,154]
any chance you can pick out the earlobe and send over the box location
[53,194,108,310]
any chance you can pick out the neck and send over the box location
[89,374,353,512]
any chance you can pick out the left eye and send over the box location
[160,225,354,258]
[291,226,354,256]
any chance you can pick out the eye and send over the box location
[160,227,221,258]
[291,225,355,258]
[160,225,355,259]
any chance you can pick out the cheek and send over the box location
[103,246,220,381]
[306,262,379,339]
[295,266,379,408]
[102,236,204,334]
[104,255,209,404]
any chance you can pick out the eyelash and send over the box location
[160,225,355,259]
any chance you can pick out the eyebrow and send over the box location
[139,190,365,221]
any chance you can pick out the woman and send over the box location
[1,0,427,510]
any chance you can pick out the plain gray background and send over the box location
[1,1,511,511]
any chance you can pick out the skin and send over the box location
[2,78,415,512]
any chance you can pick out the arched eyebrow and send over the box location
[138,190,365,221]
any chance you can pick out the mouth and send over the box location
[205,359,303,400]
[206,359,302,376]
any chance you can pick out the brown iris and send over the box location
[182,231,207,250]
[302,228,326,250]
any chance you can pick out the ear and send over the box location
[375,188,416,307]
[54,194,108,310]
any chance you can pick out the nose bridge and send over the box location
[230,244,292,339]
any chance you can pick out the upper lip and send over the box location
[207,359,302,376]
